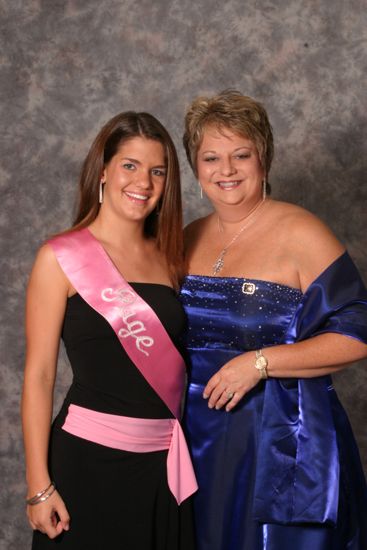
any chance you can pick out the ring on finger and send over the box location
[226,391,234,400]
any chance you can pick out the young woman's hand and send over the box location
[27,489,70,539]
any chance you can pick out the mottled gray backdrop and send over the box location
[1,0,366,548]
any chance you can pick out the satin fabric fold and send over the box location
[253,252,367,525]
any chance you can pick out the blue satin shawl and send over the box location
[253,251,367,525]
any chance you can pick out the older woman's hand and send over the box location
[203,353,260,412]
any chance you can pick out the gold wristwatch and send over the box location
[254,349,268,379]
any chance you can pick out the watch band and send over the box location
[254,349,268,379]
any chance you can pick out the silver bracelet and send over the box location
[26,482,56,506]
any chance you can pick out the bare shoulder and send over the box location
[33,242,59,266]
[269,200,345,289]
[272,201,344,257]
[28,243,70,298]
[30,243,64,278]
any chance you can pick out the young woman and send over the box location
[22,111,197,549]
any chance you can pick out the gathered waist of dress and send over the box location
[63,404,198,504]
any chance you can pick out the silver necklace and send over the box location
[212,198,266,275]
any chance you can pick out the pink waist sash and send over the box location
[63,404,197,505]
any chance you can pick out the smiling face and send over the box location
[101,136,166,223]
[196,125,264,209]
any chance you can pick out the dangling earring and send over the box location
[99,180,105,204]
[262,178,267,200]
[198,182,203,200]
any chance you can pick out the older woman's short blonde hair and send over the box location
[183,90,274,176]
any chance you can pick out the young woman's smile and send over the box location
[102,137,166,219]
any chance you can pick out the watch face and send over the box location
[256,356,267,369]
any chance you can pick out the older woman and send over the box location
[180,90,367,550]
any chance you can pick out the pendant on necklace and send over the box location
[212,198,266,276]
[212,250,226,275]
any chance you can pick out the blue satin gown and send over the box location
[180,253,367,550]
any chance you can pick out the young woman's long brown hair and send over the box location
[64,112,184,288]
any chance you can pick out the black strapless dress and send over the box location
[32,284,195,550]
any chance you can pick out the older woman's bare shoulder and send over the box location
[268,200,314,221]
[270,200,345,289]
[273,201,342,249]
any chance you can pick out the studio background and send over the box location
[0,1,366,548]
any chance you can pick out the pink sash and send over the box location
[64,405,175,452]
[49,228,198,504]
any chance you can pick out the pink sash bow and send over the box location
[49,228,198,504]
[64,404,195,505]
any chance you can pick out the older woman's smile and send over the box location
[215,180,242,189]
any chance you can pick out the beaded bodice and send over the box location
[180,275,303,353]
